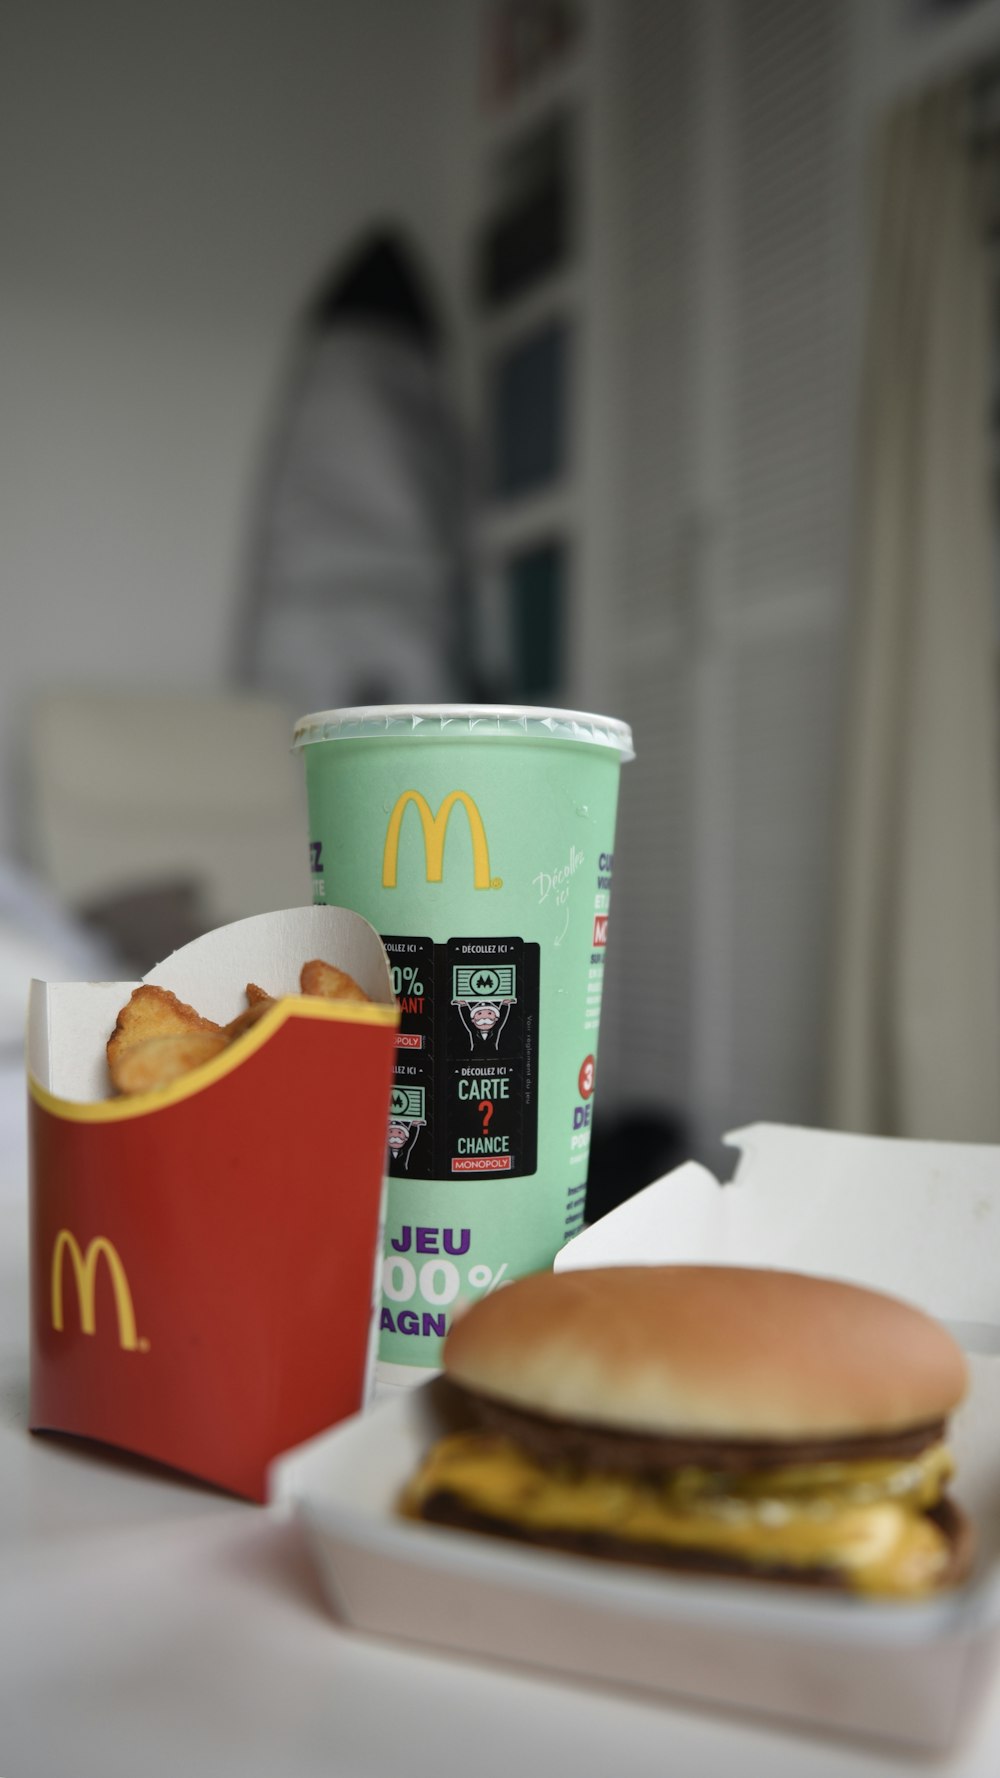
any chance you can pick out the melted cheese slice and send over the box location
[403,1433,955,1598]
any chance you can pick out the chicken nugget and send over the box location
[107,984,223,1078]
[110,1030,229,1096]
[245,982,271,1006]
[299,958,369,1003]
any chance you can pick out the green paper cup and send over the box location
[292,704,634,1385]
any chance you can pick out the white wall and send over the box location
[0,0,475,857]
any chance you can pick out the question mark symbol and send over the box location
[478,1099,494,1136]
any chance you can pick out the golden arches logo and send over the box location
[382,790,493,890]
[51,1230,146,1353]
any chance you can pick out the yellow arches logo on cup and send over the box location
[51,1229,148,1353]
[382,790,494,890]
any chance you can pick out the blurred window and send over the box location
[478,114,574,307]
[507,538,565,697]
[490,319,570,496]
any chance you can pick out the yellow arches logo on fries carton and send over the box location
[51,1229,146,1353]
[382,790,495,890]
[27,905,400,1502]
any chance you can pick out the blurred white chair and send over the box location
[25,688,311,941]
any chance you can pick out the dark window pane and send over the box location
[478,114,574,308]
[507,539,565,697]
[491,321,569,496]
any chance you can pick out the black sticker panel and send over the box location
[383,934,539,1180]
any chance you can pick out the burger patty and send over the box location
[418,1490,973,1591]
[453,1384,949,1475]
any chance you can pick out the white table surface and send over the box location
[5,1188,1000,1778]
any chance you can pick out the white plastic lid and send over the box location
[292,704,635,760]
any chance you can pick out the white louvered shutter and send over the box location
[604,0,854,1163]
[602,0,701,1114]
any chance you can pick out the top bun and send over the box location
[444,1266,968,1440]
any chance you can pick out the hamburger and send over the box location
[401,1265,973,1598]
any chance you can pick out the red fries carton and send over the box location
[27,906,400,1502]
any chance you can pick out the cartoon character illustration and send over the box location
[387,1083,426,1169]
[455,998,513,1052]
[387,1119,422,1169]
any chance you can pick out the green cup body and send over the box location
[296,709,630,1377]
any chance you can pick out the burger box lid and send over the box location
[554,1121,1000,1337]
[27,904,400,1500]
[274,1123,1000,1752]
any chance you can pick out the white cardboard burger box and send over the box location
[273,1123,1000,1753]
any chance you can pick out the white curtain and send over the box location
[827,83,1000,1142]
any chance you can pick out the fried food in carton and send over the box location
[107,960,371,1096]
[107,985,223,1084]
[111,1030,229,1095]
[225,997,277,1041]
[300,959,370,1004]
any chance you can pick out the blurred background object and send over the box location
[826,78,1000,1144]
[3,0,1000,1206]
[238,228,483,711]
[26,688,309,970]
